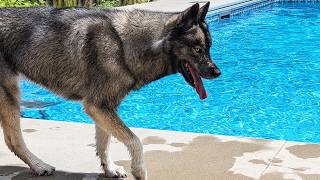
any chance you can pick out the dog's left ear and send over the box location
[199,2,210,22]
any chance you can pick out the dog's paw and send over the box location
[104,164,128,178]
[31,163,55,176]
[131,166,147,180]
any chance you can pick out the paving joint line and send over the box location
[258,141,287,178]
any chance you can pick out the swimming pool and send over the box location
[21,2,320,143]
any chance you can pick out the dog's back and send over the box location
[0,7,132,100]
[0,8,53,54]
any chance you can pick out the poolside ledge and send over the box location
[117,0,245,12]
[1,118,320,179]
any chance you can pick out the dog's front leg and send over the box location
[84,100,147,180]
[95,124,127,178]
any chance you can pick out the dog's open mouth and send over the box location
[180,61,208,100]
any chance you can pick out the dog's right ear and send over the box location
[167,3,200,32]
[199,2,210,22]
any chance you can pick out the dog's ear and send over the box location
[175,3,200,31]
[199,2,210,22]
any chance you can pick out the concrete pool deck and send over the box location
[1,119,320,180]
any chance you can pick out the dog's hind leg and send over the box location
[95,125,128,178]
[84,100,147,180]
[0,61,55,176]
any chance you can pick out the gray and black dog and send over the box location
[0,2,220,180]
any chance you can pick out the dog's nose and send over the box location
[208,61,221,78]
[200,64,221,79]
[213,68,221,78]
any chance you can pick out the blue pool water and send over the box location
[21,2,320,143]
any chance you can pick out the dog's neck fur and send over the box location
[109,10,177,89]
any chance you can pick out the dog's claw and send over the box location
[32,163,55,176]
[104,165,128,178]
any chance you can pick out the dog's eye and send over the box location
[194,47,202,54]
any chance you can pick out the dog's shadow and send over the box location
[0,166,123,180]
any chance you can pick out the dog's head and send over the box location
[164,2,221,99]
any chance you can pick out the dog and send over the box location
[0,2,220,179]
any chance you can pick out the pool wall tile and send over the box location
[207,0,320,22]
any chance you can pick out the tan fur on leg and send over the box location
[84,100,147,180]
[0,76,55,176]
[95,125,128,178]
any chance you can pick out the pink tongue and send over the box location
[187,64,208,100]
